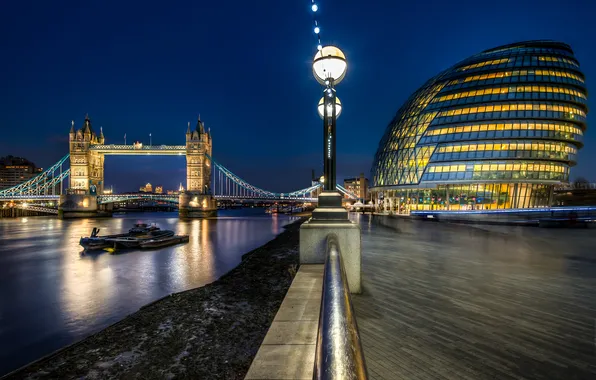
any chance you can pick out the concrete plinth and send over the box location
[178,192,217,218]
[300,220,361,294]
[58,194,98,219]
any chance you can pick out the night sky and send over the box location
[1,0,594,192]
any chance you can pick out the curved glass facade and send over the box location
[371,41,588,211]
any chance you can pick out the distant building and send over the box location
[155,186,163,194]
[0,155,42,190]
[139,183,153,193]
[344,173,369,200]
[166,184,185,195]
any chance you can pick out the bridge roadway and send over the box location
[0,194,318,204]
[352,214,596,380]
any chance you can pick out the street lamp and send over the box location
[306,42,361,295]
[313,46,347,192]
[317,96,342,119]
[312,46,347,85]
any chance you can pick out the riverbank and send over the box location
[4,218,305,380]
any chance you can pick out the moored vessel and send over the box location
[140,235,190,249]
[80,224,171,251]
[107,230,175,249]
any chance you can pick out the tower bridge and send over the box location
[65,115,215,218]
[0,115,358,217]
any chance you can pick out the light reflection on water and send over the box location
[0,210,296,376]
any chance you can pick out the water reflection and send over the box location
[0,210,292,376]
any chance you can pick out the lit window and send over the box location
[458,58,510,71]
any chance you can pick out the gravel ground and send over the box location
[6,219,304,380]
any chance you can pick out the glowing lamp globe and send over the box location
[312,46,347,85]
[318,96,342,119]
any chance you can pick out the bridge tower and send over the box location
[179,117,217,218]
[185,117,212,193]
[68,115,105,194]
[60,115,104,218]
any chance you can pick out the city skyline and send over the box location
[1,0,594,192]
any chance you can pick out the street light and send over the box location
[312,46,347,85]
[313,45,347,192]
[317,96,342,119]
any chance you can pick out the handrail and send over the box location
[314,234,368,380]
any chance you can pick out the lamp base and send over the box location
[311,191,348,222]
[300,190,362,293]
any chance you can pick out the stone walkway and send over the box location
[245,265,323,380]
[352,215,596,380]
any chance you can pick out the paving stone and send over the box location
[262,321,318,345]
[245,344,315,380]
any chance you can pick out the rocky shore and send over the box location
[6,219,304,380]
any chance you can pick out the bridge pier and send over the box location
[97,202,113,217]
[58,194,99,219]
[178,192,217,218]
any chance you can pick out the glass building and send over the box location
[370,41,588,212]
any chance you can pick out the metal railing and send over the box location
[314,234,368,380]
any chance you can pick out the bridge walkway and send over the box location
[352,214,596,380]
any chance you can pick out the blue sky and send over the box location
[1,0,594,192]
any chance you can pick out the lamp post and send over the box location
[313,46,347,193]
[300,44,361,295]
[317,95,342,191]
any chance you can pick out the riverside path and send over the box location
[352,214,596,380]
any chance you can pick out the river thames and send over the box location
[0,210,297,376]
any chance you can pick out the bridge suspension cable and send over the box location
[207,154,323,200]
[336,184,358,200]
[0,154,70,197]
